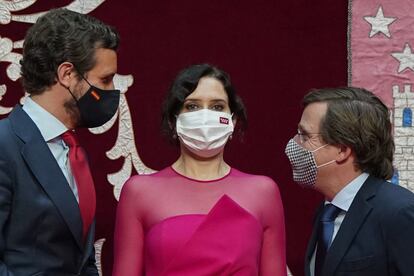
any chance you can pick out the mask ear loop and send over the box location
[316,159,336,168]
[172,114,179,139]
[310,143,329,153]
[66,66,92,102]
[66,86,79,102]
[73,65,94,87]
[310,144,337,168]
[80,75,93,87]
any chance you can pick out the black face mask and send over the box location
[68,77,120,128]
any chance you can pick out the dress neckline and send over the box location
[145,195,262,235]
[169,165,233,183]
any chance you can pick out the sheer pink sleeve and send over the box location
[112,177,144,276]
[259,177,287,276]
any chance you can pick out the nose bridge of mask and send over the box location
[178,109,233,126]
[200,108,210,124]
[286,139,318,165]
[284,138,318,187]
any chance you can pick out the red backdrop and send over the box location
[0,1,348,275]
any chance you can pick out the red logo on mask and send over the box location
[219,117,229,124]
[91,90,101,101]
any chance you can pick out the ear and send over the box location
[168,117,177,137]
[56,62,75,89]
[232,115,237,128]
[336,144,352,163]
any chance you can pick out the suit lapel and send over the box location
[322,176,378,276]
[79,221,95,271]
[10,105,83,250]
[305,203,324,276]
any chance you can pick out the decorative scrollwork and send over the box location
[89,74,156,200]
[93,238,106,276]
[0,0,37,25]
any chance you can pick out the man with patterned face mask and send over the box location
[285,87,414,276]
[0,8,119,275]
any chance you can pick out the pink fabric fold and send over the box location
[145,195,262,276]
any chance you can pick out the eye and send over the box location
[302,134,310,142]
[102,77,112,85]
[184,103,199,111]
[297,131,310,143]
[211,104,224,111]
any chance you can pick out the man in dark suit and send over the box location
[285,87,414,276]
[0,9,120,275]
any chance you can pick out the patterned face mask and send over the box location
[285,138,335,187]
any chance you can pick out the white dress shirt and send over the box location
[310,172,369,276]
[23,97,79,202]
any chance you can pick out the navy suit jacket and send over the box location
[0,105,98,276]
[305,175,414,276]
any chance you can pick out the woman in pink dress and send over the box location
[113,64,286,276]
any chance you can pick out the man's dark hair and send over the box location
[20,8,120,95]
[303,87,394,180]
[161,63,247,142]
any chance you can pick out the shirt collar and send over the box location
[22,97,68,142]
[328,172,369,212]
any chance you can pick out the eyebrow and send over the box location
[102,73,116,79]
[210,99,227,103]
[184,98,228,103]
[298,124,310,134]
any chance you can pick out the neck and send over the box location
[172,147,230,181]
[31,87,75,129]
[317,166,363,201]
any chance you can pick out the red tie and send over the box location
[62,130,96,239]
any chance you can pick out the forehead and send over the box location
[299,102,328,132]
[89,48,117,75]
[186,77,228,101]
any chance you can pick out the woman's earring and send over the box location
[229,135,233,140]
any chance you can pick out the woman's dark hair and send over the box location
[161,64,247,142]
[20,8,120,95]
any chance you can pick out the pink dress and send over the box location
[113,167,286,276]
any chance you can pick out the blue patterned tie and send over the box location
[315,204,341,276]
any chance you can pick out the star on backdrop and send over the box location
[364,6,396,38]
[391,43,414,73]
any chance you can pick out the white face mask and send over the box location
[285,138,335,187]
[176,109,234,158]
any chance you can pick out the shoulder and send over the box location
[231,168,281,197]
[374,179,414,209]
[232,169,285,227]
[364,178,414,226]
[0,117,19,156]
[377,184,414,234]
[0,117,12,142]
[232,169,282,209]
[119,167,171,197]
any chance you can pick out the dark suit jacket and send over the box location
[0,105,98,276]
[305,175,414,276]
